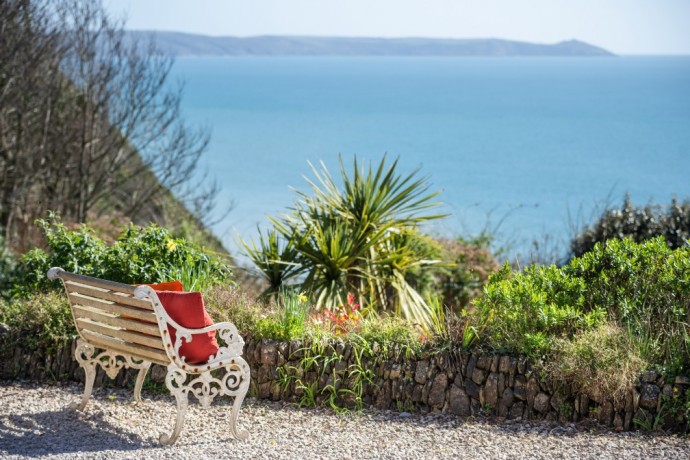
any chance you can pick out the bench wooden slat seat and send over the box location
[48,267,250,445]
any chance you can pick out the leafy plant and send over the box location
[474,262,606,357]
[287,339,377,413]
[242,228,301,298]
[650,392,690,433]
[447,306,490,350]
[568,237,690,374]
[354,315,424,358]
[103,222,232,288]
[347,345,376,411]
[296,379,318,409]
[202,284,267,336]
[427,296,449,342]
[423,236,499,312]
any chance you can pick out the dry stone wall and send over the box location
[1,333,688,432]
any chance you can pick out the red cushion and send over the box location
[155,291,219,364]
[139,280,184,292]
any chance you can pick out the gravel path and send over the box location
[1,381,688,459]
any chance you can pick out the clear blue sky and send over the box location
[104,0,690,55]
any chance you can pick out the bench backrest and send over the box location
[49,268,170,365]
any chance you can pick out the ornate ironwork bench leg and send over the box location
[158,358,251,445]
[160,364,189,446]
[226,359,251,441]
[70,339,97,411]
[133,363,151,403]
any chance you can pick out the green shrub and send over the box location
[568,237,690,374]
[354,314,424,357]
[204,286,315,342]
[474,237,690,374]
[102,223,232,290]
[474,263,606,357]
[11,213,233,296]
[571,196,690,258]
[202,284,266,335]
[0,291,75,351]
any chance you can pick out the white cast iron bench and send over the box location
[48,267,250,445]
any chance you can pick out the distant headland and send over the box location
[125,31,615,57]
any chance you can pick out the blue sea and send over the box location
[170,56,690,262]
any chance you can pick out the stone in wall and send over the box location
[534,393,550,413]
[639,383,661,410]
[260,341,278,366]
[415,360,429,384]
[513,375,527,400]
[449,385,471,416]
[471,367,486,385]
[484,373,499,408]
[428,374,447,409]
[465,379,480,400]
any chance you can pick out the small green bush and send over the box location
[354,314,424,357]
[205,285,316,342]
[11,213,233,296]
[474,263,606,357]
[208,288,306,342]
[571,196,690,258]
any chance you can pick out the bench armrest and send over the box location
[177,321,245,365]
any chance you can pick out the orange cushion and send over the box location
[154,291,219,364]
[139,280,184,292]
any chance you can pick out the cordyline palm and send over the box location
[244,155,446,330]
[241,227,301,298]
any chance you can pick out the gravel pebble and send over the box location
[1,381,688,459]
